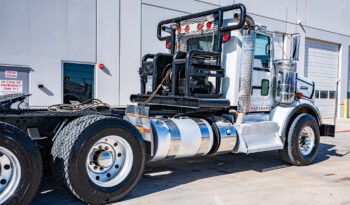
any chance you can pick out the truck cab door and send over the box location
[250,33,275,111]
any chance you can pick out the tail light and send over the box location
[178,27,182,33]
[206,22,212,29]
[185,25,190,32]
[222,33,230,42]
[197,23,202,30]
[166,40,171,49]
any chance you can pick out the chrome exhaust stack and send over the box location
[236,30,256,123]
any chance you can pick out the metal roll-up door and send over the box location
[305,39,339,119]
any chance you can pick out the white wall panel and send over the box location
[0,0,97,106]
[305,0,343,35]
[220,0,234,6]
[142,0,217,14]
[0,0,31,65]
[119,0,142,105]
[141,4,186,56]
[96,0,120,105]
[237,0,287,22]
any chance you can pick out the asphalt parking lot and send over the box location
[32,119,350,205]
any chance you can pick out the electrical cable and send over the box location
[142,69,172,106]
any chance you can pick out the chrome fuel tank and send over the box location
[150,118,214,161]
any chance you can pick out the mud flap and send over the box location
[124,105,154,155]
[320,124,335,137]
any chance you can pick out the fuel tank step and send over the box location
[233,121,283,154]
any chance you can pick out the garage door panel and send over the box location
[305,39,339,119]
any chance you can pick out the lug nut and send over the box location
[94,166,98,170]
[90,161,94,165]
[99,145,103,150]
[114,143,118,147]
[105,146,109,150]
[107,173,111,178]
[0,179,6,185]
[96,176,100,180]
[4,164,10,170]
[118,153,122,157]
[115,164,119,169]
[93,148,97,152]
[99,167,104,171]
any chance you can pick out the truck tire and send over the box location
[51,115,102,182]
[0,122,42,205]
[52,115,145,204]
[279,114,320,166]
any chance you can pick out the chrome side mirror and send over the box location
[292,34,300,60]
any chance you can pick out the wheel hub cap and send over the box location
[0,146,21,204]
[298,126,315,156]
[86,135,133,188]
[97,151,113,168]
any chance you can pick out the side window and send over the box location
[254,34,271,68]
[315,90,320,98]
[320,90,328,99]
[63,63,95,104]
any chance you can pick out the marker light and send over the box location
[206,22,212,29]
[185,25,190,32]
[99,64,104,69]
[296,93,303,99]
[178,27,182,33]
[197,23,202,30]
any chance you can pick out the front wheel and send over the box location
[52,116,145,204]
[279,114,320,166]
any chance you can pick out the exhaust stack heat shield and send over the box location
[237,30,256,112]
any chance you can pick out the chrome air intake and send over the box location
[275,60,297,104]
[150,118,214,161]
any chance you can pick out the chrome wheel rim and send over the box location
[86,136,133,187]
[298,126,315,156]
[0,146,21,204]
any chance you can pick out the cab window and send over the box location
[254,34,271,69]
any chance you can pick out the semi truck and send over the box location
[0,4,335,205]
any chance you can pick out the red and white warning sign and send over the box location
[0,80,23,95]
[5,71,17,78]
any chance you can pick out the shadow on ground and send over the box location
[31,142,345,204]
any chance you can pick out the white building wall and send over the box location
[0,0,349,117]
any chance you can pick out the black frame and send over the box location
[157,3,246,57]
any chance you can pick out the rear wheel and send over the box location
[279,114,320,166]
[0,122,42,205]
[52,116,145,204]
